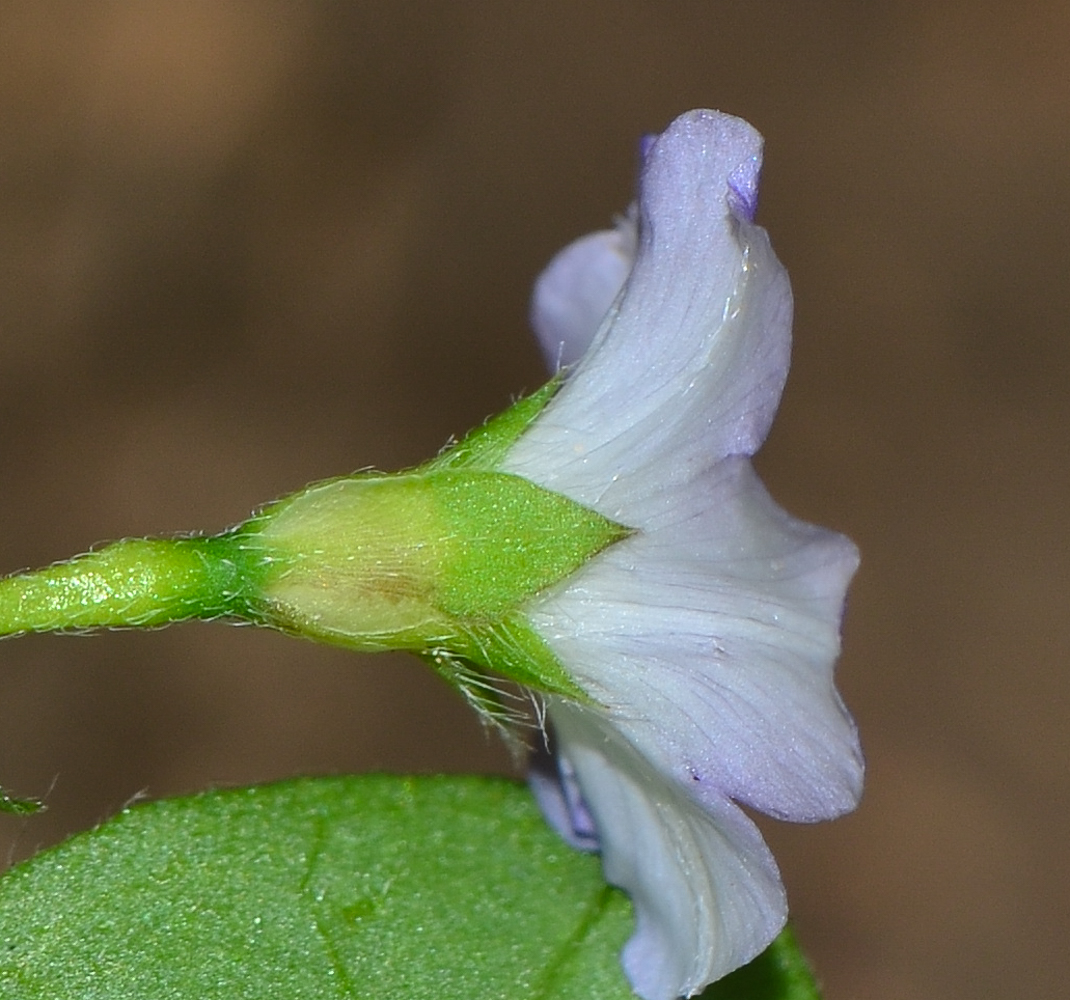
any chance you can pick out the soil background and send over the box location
[0,5,1065,998]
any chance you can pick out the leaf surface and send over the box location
[0,775,819,999]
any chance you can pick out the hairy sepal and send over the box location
[237,385,627,705]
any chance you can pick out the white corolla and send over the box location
[504,109,863,1000]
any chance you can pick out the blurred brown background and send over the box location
[0,4,1065,998]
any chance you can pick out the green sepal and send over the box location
[421,610,588,717]
[467,612,586,701]
[243,467,626,702]
[428,469,631,620]
[427,376,563,472]
[231,377,629,704]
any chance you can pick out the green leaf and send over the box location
[0,775,820,999]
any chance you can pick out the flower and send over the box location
[503,110,863,999]
[0,106,858,1000]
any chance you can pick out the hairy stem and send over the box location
[0,535,256,637]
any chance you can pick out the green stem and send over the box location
[0,535,256,637]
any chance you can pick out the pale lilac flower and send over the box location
[529,206,636,370]
[504,110,862,999]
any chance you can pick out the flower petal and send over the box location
[512,109,862,998]
[528,456,862,823]
[504,110,790,509]
[529,212,636,370]
[548,700,786,1000]
[527,739,601,852]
